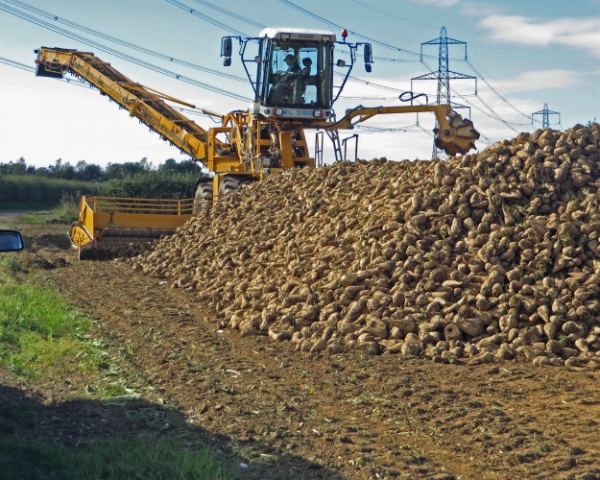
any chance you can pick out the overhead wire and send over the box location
[3,0,247,84]
[165,0,248,36]
[0,2,253,102]
[416,124,434,138]
[0,55,35,73]
[355,124,419,133]
[466,57,531,102]
[336,72,408,94]
[340,95,399,100]
[465,58,534,122]
[350,0,440,29]
[188,0,265,29]
[452,94,526,125]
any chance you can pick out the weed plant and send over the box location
[52,191,80,223]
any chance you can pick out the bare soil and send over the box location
[4,221,600,479]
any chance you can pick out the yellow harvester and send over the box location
[35,28,479,257]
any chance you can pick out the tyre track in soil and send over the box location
[49,258,600,480]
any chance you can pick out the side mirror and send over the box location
[364,43,373,72]
[221,37,232,67]
[336,59,346,67]
[0,230,24,252]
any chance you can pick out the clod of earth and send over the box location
[128,123,600,367]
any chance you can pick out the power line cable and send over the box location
[416,124,434,138]
[340,95,399,100]
[165,0,248,36]
[338,73,407,94]
[3,0,247,84]
[351,0,440,29]
[0,55,35,73]
[466,56,531,102]
[453,93,530,126]
[0,3,252,102]
[355,124,419,132]
[188,0,265,29]
[465,58,533,121]
[473,93,520,134]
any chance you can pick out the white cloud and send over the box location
[458,1,503,17]
[479,15,600,56]
[495,69,583,93]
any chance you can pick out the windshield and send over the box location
[263,41,331,108]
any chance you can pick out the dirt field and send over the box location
[3,217,600,479]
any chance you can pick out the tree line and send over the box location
[0,157,203,182]
[0,157,208,209]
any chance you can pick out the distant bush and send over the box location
[0,175,100,210]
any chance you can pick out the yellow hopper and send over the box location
[69,196,196,259]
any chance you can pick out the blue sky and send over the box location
[0,0,599,168]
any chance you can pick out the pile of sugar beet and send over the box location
[131,123,600,367]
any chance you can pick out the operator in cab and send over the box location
[284,54,301,73]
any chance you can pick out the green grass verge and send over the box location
[15,212,54,224]
[0,435,236,480]
[0,266,100,381]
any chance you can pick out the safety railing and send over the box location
[86,196,197,215]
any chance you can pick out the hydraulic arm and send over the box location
[320,104,479,156]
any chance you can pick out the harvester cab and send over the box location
[221,28,371,123]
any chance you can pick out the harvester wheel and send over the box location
[434,111,480,156]
[193,180,213,214]
[218,175,257,200]
[218,176,241,199]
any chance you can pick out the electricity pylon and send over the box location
[411,27,476,159]
[532,103,560,129]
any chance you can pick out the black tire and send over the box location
[218,175,258,201]
[193,180,213,214]
[218,176,241,200]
